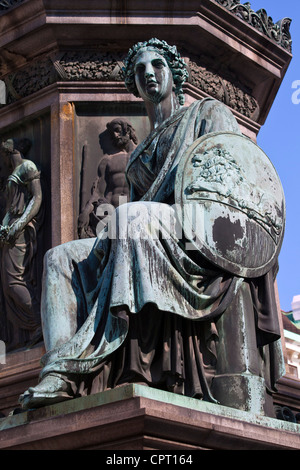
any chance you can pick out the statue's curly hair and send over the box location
[106,118,138,145]
[123,38,189,105]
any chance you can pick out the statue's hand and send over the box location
[4,224,20,246]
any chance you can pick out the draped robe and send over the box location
[1,160,43,333]
[37,98,284,404]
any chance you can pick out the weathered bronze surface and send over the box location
[18,38,285,417]
[175,131,285,277]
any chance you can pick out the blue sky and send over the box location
[246,0,300,312]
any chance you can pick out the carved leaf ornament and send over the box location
[213,0,292,52]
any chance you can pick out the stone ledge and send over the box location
[0,384,299,450]
[0,344,44,416]
[0,0,292,128]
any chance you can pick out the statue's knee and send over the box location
[43,244,70,272]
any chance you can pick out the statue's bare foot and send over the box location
[19,373,74,410]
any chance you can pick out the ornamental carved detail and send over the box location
[187,56,260,121]
[4,57,58,104]
[0,1,292,53]
[4,52,126,104]
[213,0,292,52]
[4,50,259,122]
[274,405,300,424]
[59,51,125,81]
[187,146,282,238]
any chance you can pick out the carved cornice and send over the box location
[4,57,58,103]
[59,51,125,81]
[187,56,259,120]
[0,1,292,54]
[213,0,292,52]
[0,0,292,53]
[3,50,260,122]
[3,52,126,104]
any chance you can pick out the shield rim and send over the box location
[174,131,286,278]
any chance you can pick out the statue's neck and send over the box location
[10,151,23,170]
[145,93,181,131]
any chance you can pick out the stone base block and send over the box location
[0,344,44,417]
[0,384,299,450]
[211,374,266,415]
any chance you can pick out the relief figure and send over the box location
[78,119,138,238]
[0,138,43,349]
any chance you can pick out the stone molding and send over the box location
[186,54,259,120]
[0,1,293,53]
[3,51,126,106]
[213,0,292,52]
[1,384,300,450]
[0,0,292,128]
[3,49,259,122]
[0,344,44,417]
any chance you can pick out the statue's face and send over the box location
[109,122,129,149]
[133,49,174,104]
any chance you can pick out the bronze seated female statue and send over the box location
[20,38,285,417]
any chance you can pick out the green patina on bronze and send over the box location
[19,38,285,418]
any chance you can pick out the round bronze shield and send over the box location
[174,132,285,278]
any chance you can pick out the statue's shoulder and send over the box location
[184,97,228,119]
[18,159,40,183]
[193,97,229,111]
[189,97,240,135]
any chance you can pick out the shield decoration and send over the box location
[174,132,285,278]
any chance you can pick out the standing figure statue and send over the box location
[0,138,43,348]
[78,119,138,238]
[20,39,285,416]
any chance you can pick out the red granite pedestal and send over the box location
[0,1,297,453]
[0,383,299,451]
